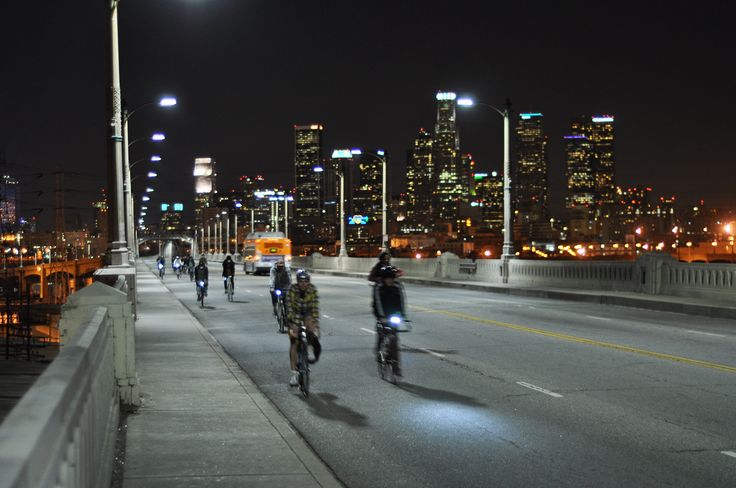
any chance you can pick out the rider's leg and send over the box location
[307,331,321,364]
[289,333,298,385]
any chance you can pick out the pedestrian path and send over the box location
[121,261,343,488]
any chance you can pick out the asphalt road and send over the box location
[156,262,736,488]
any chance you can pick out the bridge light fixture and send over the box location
[142,195,150,202]
[151,133,166,142]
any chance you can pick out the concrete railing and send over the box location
[0,279,140,488]
[293,252,736,301]
[0,307,118,488]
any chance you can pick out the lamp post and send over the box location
[224,211,230,255]
[125,133,164,259]
[457,97,513,282]
[315,166,347,257]
[107,0,129,266]
[725,223,734,263]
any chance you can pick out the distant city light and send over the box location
[350,149,362,155]
[376,150,385,156]
[564,135,586,139]
[331,149,352,159]
[592,116,614,123]
[313,166,324,173]
[436,92,457,101]
[520,113,543,119]
[235,202,243,208]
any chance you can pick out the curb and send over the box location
[305,269,736,321]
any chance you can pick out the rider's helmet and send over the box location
[296,269,310,282]
[378,265,398,279]
[378,251,390,263]
[199,257,207,266]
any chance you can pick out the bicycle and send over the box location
[225,275,234,302]
[274,289,287,333]
[158,263,165,279]
[295,321,310,398]
[377,315,411,384]
[188,264,195,281]
[174,264,182,279]
[196,280,207,308]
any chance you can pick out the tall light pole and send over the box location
[224,211,230,255]
[458,97,513,283]
[314,166,346,257]
[107,0,129,267]
[123,97,175,259]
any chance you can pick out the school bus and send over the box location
[242,232,292,275]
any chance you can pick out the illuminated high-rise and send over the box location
[515,113,548,225]
[405,128,434,231]
[589,115,615,204]
[294,124,323,241]
[0,174,20,228]
[432,91,462,225]
[193,157,216,228]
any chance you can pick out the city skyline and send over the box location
[2,2,735,231]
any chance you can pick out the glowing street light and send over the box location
[151,132,166,142]
[150,155,162,162]
[147,171,157,178]
[159,97,177,107]
[141,195,150,202]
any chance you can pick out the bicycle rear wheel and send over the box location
[227,279,234,301]
[277,302,286,333]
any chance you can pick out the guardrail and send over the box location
[0,307,118,488]
[292,252,736,301]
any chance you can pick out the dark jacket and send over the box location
[368,261,389,283]
[373,282,406,320]
[222,259,235,277]
[194,264,208,283]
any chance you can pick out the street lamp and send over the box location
[457,96,513,282]
[315,165,347,257]
[725,223,734,263]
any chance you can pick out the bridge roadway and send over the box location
[160,262,736,487]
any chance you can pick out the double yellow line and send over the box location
[411,305,736,374]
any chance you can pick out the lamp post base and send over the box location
[107,241,131,267]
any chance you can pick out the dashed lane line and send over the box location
[721,451,736,459]
[685,330,727,338]
[419,348,446,358]
[360,328,376,335]
[516,381,563,398]
[585,315,612,321]
[410,305,736,375]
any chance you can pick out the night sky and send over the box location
[2,1,734,230]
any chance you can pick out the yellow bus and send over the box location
[242,232,292,275]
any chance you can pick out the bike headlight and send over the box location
[389,315,402,325]
[275,289,282,296]
[198,281,205,287]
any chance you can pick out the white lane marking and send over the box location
[721,450,736,459]
[527,306,537,310]
[516,381,563,398]
[420,348,446,358]
[360,327,376,335]
[585,315,612,321]
[685,330,727,338]
[323,314,331,319]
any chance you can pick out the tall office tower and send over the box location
[432,92,462,225]
[294,124,323,241]
[405,128,434,231]
[589,115,615,205]
[352,149,384,224]
[473,172,503,231]
[0,174,20,227]
[564,119,597,240]
[193,157,216,228]
[515,113,549,225]
[459,153,475,201]
[91,188,109,255]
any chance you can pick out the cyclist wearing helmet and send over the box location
[286,270,321,387]
[372,265,407,374]
[269,260,291,315]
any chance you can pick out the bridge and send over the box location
[1,253,735,487]
[136,232,195,259]
[1,257,103,302]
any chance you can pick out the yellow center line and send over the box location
[410,305,736,374]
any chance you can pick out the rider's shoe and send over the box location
[289,371,299,386]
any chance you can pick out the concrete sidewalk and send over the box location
[307,269,736,320]
[120,262,343,488]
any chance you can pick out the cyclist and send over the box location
[372,265,407,375]
[269,259,292,315]
[173,255,183,276]
[194,257,209,297]
[156,255,166,277]
[286,270,321,387]
[222,255,235,294]
[368,251,391,283]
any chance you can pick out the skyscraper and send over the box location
[352,149,384,225]
[473,172,503,231]
[0,174,20,228]
[432,91,462,225]
[589,115,615,205]
[193,157,216,228]
[405,128,434,231]
[515,113,548,225]
[294,124,323,241]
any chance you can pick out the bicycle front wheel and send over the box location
[298,342,310,397]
